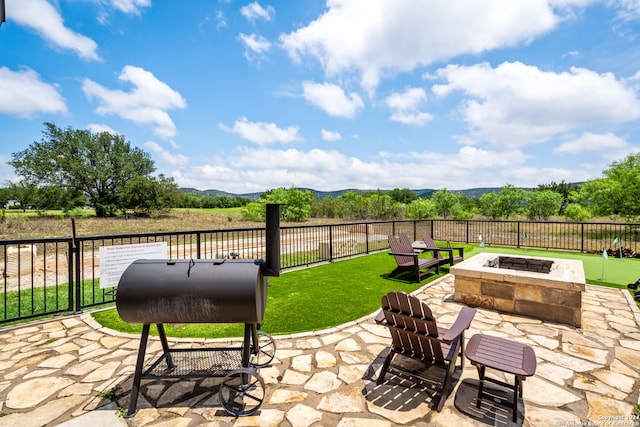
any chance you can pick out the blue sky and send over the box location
[1,1,640,194]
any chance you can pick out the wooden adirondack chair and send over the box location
[375,291,476,411]
[413,234,464,268]
[388,234,439,282]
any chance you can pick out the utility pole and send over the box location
[0,0,5,27]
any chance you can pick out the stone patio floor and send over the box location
[0,274,639,427]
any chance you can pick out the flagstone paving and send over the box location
[0,274,639,426]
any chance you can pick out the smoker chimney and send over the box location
[263,203,281,277]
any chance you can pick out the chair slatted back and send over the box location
[421,234,444,261]
[381,291,445,365]
[388,234,414,266]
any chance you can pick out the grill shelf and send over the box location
[125,323,275,418]
[143,348,245,378]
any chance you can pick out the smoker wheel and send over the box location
[220,368,265,416]
[250,331,276,368]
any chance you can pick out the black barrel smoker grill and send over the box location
[116,204,281,417]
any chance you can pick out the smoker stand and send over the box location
[126,323,275,418]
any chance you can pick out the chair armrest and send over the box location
[434,248,453,256]
[374,310,385,324]
[446,244,464,257]
[389,252,419,257]
[439,306,476,343]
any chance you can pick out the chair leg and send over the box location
[459,332,466,369]
[512,376,520,422]
[376,348,395,385]
[436,339,462,412]
[476,365,486,409]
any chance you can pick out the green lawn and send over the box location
[91,244,640,339]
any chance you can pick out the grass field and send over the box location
[91,245,640,339]
[0,208,260,239]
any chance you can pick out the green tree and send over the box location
[386,188,417,204]
[310,196,339,218]
[576,154,640,218]
[573,179,612,217]
[9,122,155,217]
[563,204,591,221]
[241,187,313,222]
[525,190,563,220]
[537,180,572,214]
[478,192,501,219]
[119,174,182,217]
[405,198,436,219]
[179,194,204,208]
[335,191,368,220]
[453,194,476,219]
[7,180,38,212]
[364,191,400,220]
[0,187,11,207]
[431,189,459,219]
[496,184,526,219]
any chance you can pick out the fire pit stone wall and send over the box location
[450,252,585,327]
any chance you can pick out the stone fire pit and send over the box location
[450,253,585,327]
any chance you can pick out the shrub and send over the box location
[63,207,91,219]
[564,204,591,221]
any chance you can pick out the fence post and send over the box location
[517,222,521,248]
[329,225,334,261]
[71,218,82,314]
[196,232,202,259]
[67,240,74,313]
[365,223,370,254]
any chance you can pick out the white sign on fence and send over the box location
[99,242,168,288]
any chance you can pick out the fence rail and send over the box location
[0,218,637,324]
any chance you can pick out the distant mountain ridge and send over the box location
[179,187,537,200]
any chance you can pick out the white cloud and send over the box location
[386,87,426,110]
[171,145,538,193]
[86,123,119,134]
[432,61,640,147]
[82,65,187,140]
[321,129,341,141]
[144,141,189,166]
[280,0,562,91]
[0,67,66,117]
[389,145,530,170]
[240,2,275,22]
[216,10,228,29]
[389,111,434,126]
[219,117,301,145]
[385,87,432,125]
[238,33,272,62]
[109,0,151,15]
[610,0,640,21]
[554,132,631,154]
[302,81,363,118]
[7,0,100,61]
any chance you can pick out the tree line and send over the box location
[4,122,639,222]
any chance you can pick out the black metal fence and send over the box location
[1,218,638,325]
